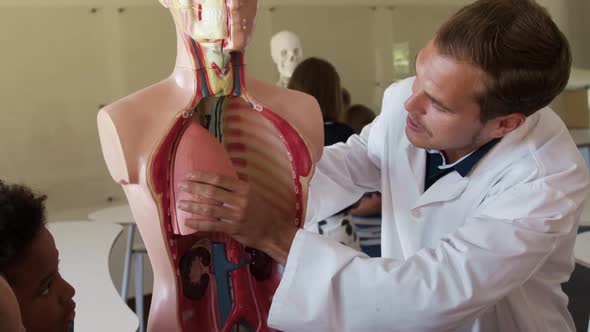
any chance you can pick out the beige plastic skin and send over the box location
[97,1,323,331]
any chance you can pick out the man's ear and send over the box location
[489,113,526,138]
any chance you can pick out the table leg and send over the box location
[134,253,145,332]
[121,224,136,301]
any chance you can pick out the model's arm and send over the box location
[97,109,133,184]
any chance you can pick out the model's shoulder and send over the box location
[97,78,186,184]
[246,78,323,162]
[101,79,182,120]
[247,78,319,108]
[378,77,414,119]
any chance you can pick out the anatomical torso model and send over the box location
[97,1,323,331]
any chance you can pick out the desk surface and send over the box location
[48,221,139,332]
[88,204,135,224]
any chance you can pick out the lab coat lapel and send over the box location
[402,136,426,199]
[413,172,469,209]
[401,127,471,208]
[401,134,470,209]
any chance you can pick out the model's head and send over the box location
[160,0,259,51]
[0,181,75,332]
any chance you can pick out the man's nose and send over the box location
[404,91,424,114]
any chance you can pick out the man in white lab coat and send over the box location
[178,0,589,330]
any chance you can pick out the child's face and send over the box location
[6,226,76,332]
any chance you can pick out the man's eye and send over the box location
[433,103,448,113]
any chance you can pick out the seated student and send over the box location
[0,275,24,332]
[344,103,382,217]
[288,57,356,146]
[345,103,376,135]
[341,87,352,112]
[0,180,76,332]
[344,104,383,256]
[288,58,359,249]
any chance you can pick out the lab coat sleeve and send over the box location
[305,133,382,224]
[305,103,389,225]
[269,167,589,331]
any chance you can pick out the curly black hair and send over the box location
[0,180,47,274]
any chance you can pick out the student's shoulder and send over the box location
[379,77,414,119]
[383,77,415,104]
[370,77,415,137]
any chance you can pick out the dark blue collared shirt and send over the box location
[424,138,501,191]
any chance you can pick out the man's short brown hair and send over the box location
[435,0,571,122]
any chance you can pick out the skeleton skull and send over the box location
[270,31,303,85]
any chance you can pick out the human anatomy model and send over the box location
[97,1,323,331]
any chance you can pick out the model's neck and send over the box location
[173,31,247,98]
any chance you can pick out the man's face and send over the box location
[404,40,495,162]
[6,227,75,332]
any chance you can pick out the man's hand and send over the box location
[177,171,298,265]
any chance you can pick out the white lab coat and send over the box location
[267,78,590,332]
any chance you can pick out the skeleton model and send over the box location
[97,1,323,331]
[270,31,303,88]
